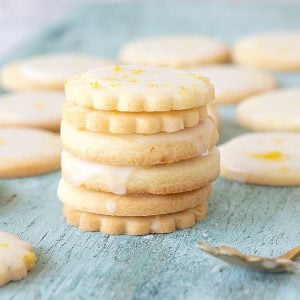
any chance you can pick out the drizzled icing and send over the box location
[61,151,134,195]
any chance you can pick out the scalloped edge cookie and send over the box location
[62,101,208,134]
[119,35,230,68]
[60,118,218,166]
[58,178,211,216]
[63,202,208,235]
[65,65,214,112]
[1,53,114,91]
[61,148,219,194]
[0,231,36,287]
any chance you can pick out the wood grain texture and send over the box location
[0,1,300,299]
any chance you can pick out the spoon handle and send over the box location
[278,245,300,260]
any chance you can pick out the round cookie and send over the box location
[207,103,220,129]
[190,65,277,104]
[61,148,219,194]
[119,35,229,68]
[219,133,300,186]
[60,118,218,166]
[0,128,61,178]
[0,91,63,131]
[233,32,300,70]
[62,101,208,134]
[65,65,214,112]
[0,231,36,287]
[58,178,210,216]
[63,203,207,235]
[1,53,114,91]
[236,88,300,131]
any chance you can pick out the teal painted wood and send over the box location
[1,1,300,299]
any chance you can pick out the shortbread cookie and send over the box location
[0,231,36,287]
[0,128,61,178]
[119,35,229,68]
[62,101,207,134]
[208,103,220,129]
[65,65,214,112]
[61,148,219,194]
[61,118,218,166]
[219,133,300,186]
[63,203,207,235]
[233,32,300,70]
[191,65,277,104]
[1,53,114,91]
[58,178,210,216]
[236,88,300,131]
[0,91,63,131]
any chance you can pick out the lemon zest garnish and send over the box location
[22,252,36,269]
[90,81,100,89]
[129,78,137,83]
[114,65,122,72]
[110,83,120,88]
[0,242,8,247]
[131,69,144,74]
[250,151,286,161]
[148,83,157,88]
[179,86,186,94]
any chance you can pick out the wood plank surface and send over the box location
[0,1,300,299]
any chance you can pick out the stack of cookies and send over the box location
[57,65,220,235]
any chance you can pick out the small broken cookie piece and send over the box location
[0,231,36,287]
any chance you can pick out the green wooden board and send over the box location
[1,1,300,299]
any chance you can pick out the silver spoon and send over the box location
[197,243,300,273]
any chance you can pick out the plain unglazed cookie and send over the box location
[219,133,300,186]
[60,118,218,166]
[119,35,229,68]
[62,101,208,134]
[233,32,300,70]
[63,202,208,235]
[58,178,211,216]
[0,128,61,178]
[65,65,214,112]
[1,53,114,91]
[190,65,277,104]
[236,88,300,131]
[61,148,219,194]
[0,91,63,131]
[0,231,36,287]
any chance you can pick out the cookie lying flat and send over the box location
[63,203,207,235]
[0,91,63,131]
[0,128,61,178]
[62,101,207,134]
[61,118,218,166]
[58,178,210,216]
[233,32,300,70]
[0,231,36,287]
[1,53,113,91]
[208,103,220,129]
[65,65,214,112]
[191,65,276,104]
[237,88,300,131]
[119,35,229,68]
[61,148,219,194]
[220,133,300,186]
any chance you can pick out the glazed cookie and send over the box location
[119,35,229,68]
[233,32,300,70]
[65,65,214,112]
[0,231,36,287]
[61,118,218,166]
[0,91,63,131]
[236,88,300,131]
[62,101,207,134]
[61,148,219,194]
[1,53,114,91]
[219,133,300,186]
[0,128,61,178]
[58,178,210,216]
[63,203,208,235]
[191,65,276,104]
